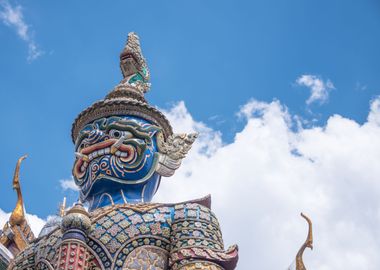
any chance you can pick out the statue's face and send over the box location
[73,116,161,200]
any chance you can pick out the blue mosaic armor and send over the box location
[12,197,238,270]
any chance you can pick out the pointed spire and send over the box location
[295,213,313,270]
[109,32,151,98]
[72,32,173,143]
[59,197,67,217]
[119,32,150,83]
[9,155,28,226]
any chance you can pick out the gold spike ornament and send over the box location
[9,155,28,226]
[295,212,313,270]
[59,197,67,217]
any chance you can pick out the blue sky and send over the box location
[0,0,379,223]
[1,1,380,268]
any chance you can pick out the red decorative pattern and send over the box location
[57,241,90,270]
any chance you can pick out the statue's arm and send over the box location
[169,202,238,270]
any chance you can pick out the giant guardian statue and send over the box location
[1,33,239,270]
[0,33,314,270]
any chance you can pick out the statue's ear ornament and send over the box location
[155,132,198,177]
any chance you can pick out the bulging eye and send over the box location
[76,142,87,151]
[109,129,121,138]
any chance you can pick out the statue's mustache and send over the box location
[73,136,147,180]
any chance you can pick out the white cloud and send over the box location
[368,97,380,126]
[2,98,380,269]
[161,101,223,157]
[0,209,45,236]
[59,176,79,191]
[296,75,335,105]
[0,0,42,61]
[155,98,380,270]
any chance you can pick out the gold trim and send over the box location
[179,261,224,270]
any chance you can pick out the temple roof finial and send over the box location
[9,155,28,226]
[1,155,34,256]
[295,212,313,270]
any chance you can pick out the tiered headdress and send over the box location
[71,32,173,143]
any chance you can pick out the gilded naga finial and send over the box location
[9,155,28,226]
[295,212,313,270]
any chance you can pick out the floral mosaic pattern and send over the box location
[121,246,168,270]
[9,200,238,270]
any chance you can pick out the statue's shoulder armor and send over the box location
[169,196,239,270]
[10,198,238,270]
